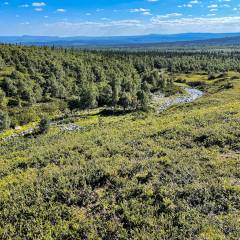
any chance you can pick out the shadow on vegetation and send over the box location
[96,109,135,117]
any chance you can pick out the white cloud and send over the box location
[32,2,46,7]
[208,4,218,8]
[35,8,43,11]
[190,0,200,4]
[151,15,240,30]
[154,13,183,19]
[142,12,152,16]
[130,8,150,13]
[42,20,145,36]
[56,9,66,13]
[130,8,152,16]
[178,4,193,8]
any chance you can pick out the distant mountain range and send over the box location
[0,33,240,47]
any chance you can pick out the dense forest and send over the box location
[1,45,240,130]
[0,45,175,109]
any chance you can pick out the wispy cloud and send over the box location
[32,2,46,7]
[56,9,66,13]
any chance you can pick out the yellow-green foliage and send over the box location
[0,121,37,140]
[0,67,15,81]
[0,77,240,239]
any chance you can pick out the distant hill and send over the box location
[0,33,240,47]
[119,36,240,48]
[185,35,240,46]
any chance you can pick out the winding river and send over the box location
[154,88,204,113]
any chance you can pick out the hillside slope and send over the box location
[1,74,240,239]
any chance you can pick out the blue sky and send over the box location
[0,0,240,36]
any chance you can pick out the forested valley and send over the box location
[1,45,240,239]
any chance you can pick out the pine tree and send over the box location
[0,111,11,131]
[111,77,121,110]
[79,84,98,110]
[137,90,150,111]
[0,56,5,70]
[0,89,6,108]
[119,92,132,111]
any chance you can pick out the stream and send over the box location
[153,88,204,113]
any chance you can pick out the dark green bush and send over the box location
[38,117,50,134]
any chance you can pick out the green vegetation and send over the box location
[38,117,50,134]
[0,110,10,130]
[0,45,240,239]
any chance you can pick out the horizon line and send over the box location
[0,32,240,38]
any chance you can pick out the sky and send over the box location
[0,0,240,36]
